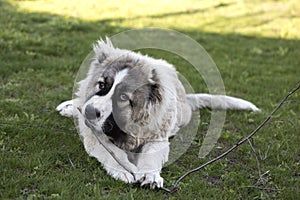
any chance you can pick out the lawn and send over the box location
[0,0,299,199]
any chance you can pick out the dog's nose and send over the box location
[84,104,101,120]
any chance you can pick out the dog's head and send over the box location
[79,39,164,152]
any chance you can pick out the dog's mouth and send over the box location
[84,112,127,147]
[102,114,145,153]
[101,113,128,143]
[83,108,143,153]
[102,120,113,133]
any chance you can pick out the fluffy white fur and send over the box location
[56,38,260,188]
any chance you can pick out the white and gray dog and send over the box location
[56,38,259,188]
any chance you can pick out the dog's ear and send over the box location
[93,37,114,63]
[131,70,161,123]
[148,69,162,104]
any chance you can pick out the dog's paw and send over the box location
[56,100,75,117]
[108,170,136,184]
[139,172,164,189]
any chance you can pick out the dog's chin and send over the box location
[102,116,114,133]
[102,114,124,138]
[86,113,142,152]
[101,114,142,151]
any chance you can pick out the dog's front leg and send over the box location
[135,141,170,189]
[80,120,139,184]
[87,136,139,184]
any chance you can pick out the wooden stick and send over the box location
[163,81,300,193]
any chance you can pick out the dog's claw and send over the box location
[140,173,164,189]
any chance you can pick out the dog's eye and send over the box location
[98,82,105,90]
[119,94,129,101]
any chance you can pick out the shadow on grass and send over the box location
[0,1,299,199]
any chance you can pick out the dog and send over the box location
[56,38,260,188]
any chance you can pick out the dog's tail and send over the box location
[186,93,260,111]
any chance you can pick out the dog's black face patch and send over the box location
[102,113,127,144]
[95,61,133,97]
[102,113,142,153]
[95,76,114,96]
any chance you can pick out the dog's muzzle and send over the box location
[84,104,101,120]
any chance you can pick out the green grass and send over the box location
[0,0,299,199]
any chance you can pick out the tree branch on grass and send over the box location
[258,144,270,161]
[246,139,276,192]
[67,153,76,169]
[161,80,300,193]
[247,139,262,183]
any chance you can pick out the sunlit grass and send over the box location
[13,0,300,39]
